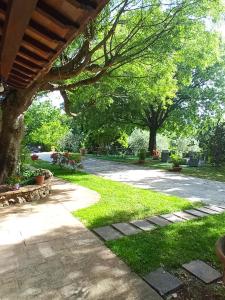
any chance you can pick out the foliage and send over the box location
[156,134,170,151]
[128,129,149,155]
[30,120,70,151]
[6,175,21,185]
[117,132,129,149]
[24,100,70,150]
[34,169,46,176]
[19,144,31,166]
[169,153,183,167]
[138,149,146,162]
[19,164,36,179]
[199,122,225,166]
[31,160,198,228]
[58,131,81,152]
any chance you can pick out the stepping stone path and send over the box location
[207,205,225,212]
[112,223,141,235]
[160,213,184,223]
[173,211,197,220]
[92,205,225,241]
[144,268,183,296]
[182,260,222,284]
[130,220,156,231]
[147,216,171,227]
[92,226,123,241]
[184,208,209,217]
[196,207,220,215]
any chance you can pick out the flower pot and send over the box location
[35,175,45,185]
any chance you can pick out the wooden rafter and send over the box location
[0,0,108,88]
[66,0,97,11]
[0,0,38,80]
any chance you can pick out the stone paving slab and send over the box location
[112,222,141,235]
[0,178,163,299]
[130,220,156,231]
[185,209,209,217]
[144,267,183,296]
[182,260,222,284]
[173,211,197,220]
[196,207,220,215]
[160,213,184,223]
[206,205,225,213]
[146,216,171,227]
[92,226,123,241]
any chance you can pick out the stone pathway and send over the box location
[83,158,225,205]
[0,178,162,300]
[92,205,225,241]
[182,260,222,284]
[144,260,222,297]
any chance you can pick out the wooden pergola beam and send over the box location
[0,0,38,80]
[66,0,97,11]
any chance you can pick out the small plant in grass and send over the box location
[6,175,21,190]
[138,149,146,163]
[170,153,183,171]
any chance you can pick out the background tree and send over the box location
[24,100,70,150]
[68,28,222,154]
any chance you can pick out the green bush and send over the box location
[170,153,183,167]
[138,149,146,161]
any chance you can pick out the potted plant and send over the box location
[138,148,146,164]
[170,153,183,172]
[7,176,21,190]
[35,169,45,185]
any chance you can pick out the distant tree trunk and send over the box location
[148,127,157,155]
[0,90,34,184]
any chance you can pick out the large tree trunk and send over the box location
[148,127,157,155]
[0,91,34,184]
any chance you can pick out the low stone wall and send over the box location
[0,179,52,207]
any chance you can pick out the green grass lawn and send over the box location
[107,213,225,275]
[32,160,198,228]
[88,154,225,182]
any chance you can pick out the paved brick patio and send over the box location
[0,178,162,299]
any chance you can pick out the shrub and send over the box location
[170,153,183,167]
[58,131,81,152]
[128,129,148,155]
[138,149,146,162]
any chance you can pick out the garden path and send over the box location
[0,178,161,299]
[83,158,225,206]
